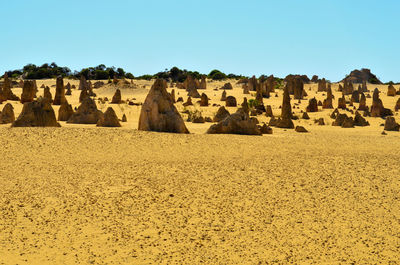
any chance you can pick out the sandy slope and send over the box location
[0,79,399,264]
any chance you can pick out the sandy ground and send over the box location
[0,79,399,264]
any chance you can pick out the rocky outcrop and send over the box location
[12,98,60,127]
[138,79,189,133]
[0,103,15,124]
[58,100,74,121]
[384,117,399,131]
[317,78,327,92]
[20,80,36,103]
[276,85,294,128]
[213,106,230,122]
[111,89,122,104]
[43,86,53,103]
[220,83,233,90]
[183,97,193,107]
[338,95,346,110]
[53,76,66,105]
[322,85,334,109]
[371,88,392,117]
[358,93,368,111]
[387,84,396,96]
[207,108,261,135]
[97,107,121,127]
[353,111,369,126]
[67,97,103,124]
[200,76,207,90]
[221,90,227,101]
[342,68,382,84]
[225,96,237,107]
[2,73,19,101]
[295,126,308,133]
[200,93,209,107]
[395,98,400,112]
[265,105,273,117]
[306,97,318,112]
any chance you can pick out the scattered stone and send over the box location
[302,112,310,120]
[122,114,127,122]
[259,123,273,134]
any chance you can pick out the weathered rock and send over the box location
[43,86,53,103]
[207,108,261,135]
[183,97,193,107]
[302,112,310,120]
[0,103,15,124]
[318,78,327,92]
[20,80,36,103]
[67,97,103,124]
[358,93,368,111]
[311,75,319,83]
[342,68,381,84]
[2,73,19,101]
[220,83,233,90]
[332,113,354,128]
[316,118,325,125]
[259,123,273,134]
[338,95,347,110]
[58,100,74,121]
[65,83,72,95]
[387,84,396,96]
[213,106,230,122]
[330,108,339,119]
[79,88,89,103]
[97,107,121,127]
[277,85,294,128]
[183,75,201,98]
[395,98,400,112]
[200,93,209,107]
[351,90,360,103]
[371,88,392,117]
[353,111,369,126]
[384,117,400,131]
[12,98,60,127]
[306,97,318,112]
[225,96,237,107]
[177,97,183,102]
[138,79,189,133]
[170,89,176,103]
[295,126,308,133]
[121,114,127,122]
[266,75,275,93]
[111,89,122,104]
[199,76,207,90]
[241,97,249,115]
[221,90,227,101]
[322,85,334,109]
[79,75,88,90]
[53,76,66,105]
[265,105,273,117]
[242,84,250,94]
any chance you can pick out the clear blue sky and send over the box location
[1,0,399,82]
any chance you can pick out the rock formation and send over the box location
[2,73,19,101]
[170,89,176,103]
[58,100,74,121]
[183,97,193,107]
[338,95,346,110]
[387,84,396,96]
[371,88,392,117]
[65,83,72,95]
[295,126,308,133]
[199,93,209,107]
[353,111,369,126]
[12,98,60,127]
[200,76,207,90]
[220,83,233,90]
[276,85,294,128]
[302,112,310,120]
[53,76,66,105]
[122,114,127,122]
[322,85,334,109]
[358,93,368,111]
[265,105,273,117]
[207,108,261,135]
[395,98,400,112]
[213,106,230,122]
[225,96,237,107]
[138,79,189,133]
[43,86,53,103]
[20,80,36,103]
[67,97,103,124]
[342,68,382,84]
[384,117,400,131]
[317,78,327,92]
[351,90,360,103]
[111,89,122,104]
[221,90,227,101]
[306,98,318,112]
[97,107,121,127]
[0,103,15,124]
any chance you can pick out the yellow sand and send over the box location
[0,79,399,264]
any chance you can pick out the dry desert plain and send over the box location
[0,78,400,264]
